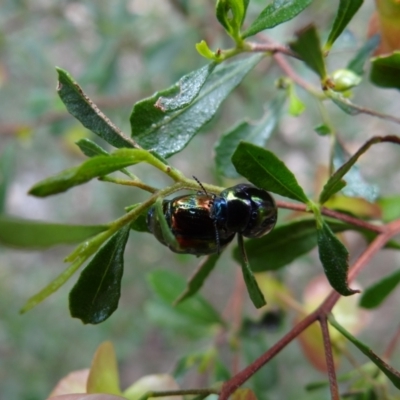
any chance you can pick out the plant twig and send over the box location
[277,200,384,234]
[319,315,340,400]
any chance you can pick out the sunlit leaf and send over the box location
[325,0,364,51]
[131,55,263,158]
[242,0,313,38]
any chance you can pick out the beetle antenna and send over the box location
[192,175,209,196]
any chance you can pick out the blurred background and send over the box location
[1,1,400,399]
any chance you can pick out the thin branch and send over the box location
[319,315,340,400]
[277,200,385,234]
[246,42,298,58]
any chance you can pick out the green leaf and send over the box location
[216,0,249,40]
[378,196,400,222]
[196,40,217,60]
[75,138,109,157]
[317,221,357,296]
[329,316,400,389]
[314,124,331,136]
[56,67,134,148]
[288,83,306,116]
[359,269,400,309]
[131,54,263,158]
[28,148,150,197]
[174,254,221,304]
[242,0,313,39]
[0,215,107,249]
[370,51,400,90]
[0,144,14,213]
[147,270,223,326]
[215,95,285,178]
[347,34,380,76]
[290,24,327,79]
[319,136,400,204]
[155,63,216,112]
[324,0,364,51]
[69,225,131,324]
[232,142,309,203]
[237,234,266,308]
[87,342,121,395]
[327,89,360,115]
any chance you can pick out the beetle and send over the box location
[147,181,277,256]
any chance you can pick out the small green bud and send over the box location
[330,69,362,92]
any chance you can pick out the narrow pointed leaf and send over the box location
[370,52,400,90]
[215,95,285,178]
[290,25,327,79]
[76,138,109,157]
[242,0,313,39]
[232,142,309,203]
[360,269,400,309]
[131,54,263,158]
[237,234,266,308]
[69,225,130,324]
[174,253,221,304]
[329,316,400,389]
[87,342,121,395]
[0,215,107,248]
[56,68,134,148]
[347,34,380,76]
[325,0,364,51]
[317,221,357,296]
[28,148,150,197]
[147,269,223,326]
[76,138,134,178]
[319,135,400,204]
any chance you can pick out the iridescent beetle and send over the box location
[147,179,277,256]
